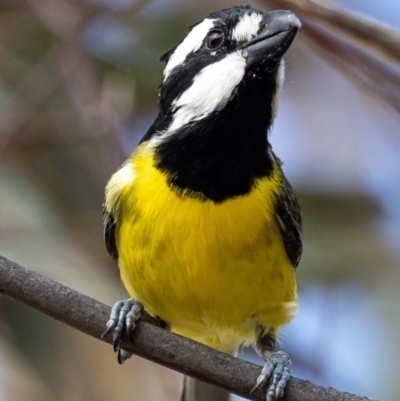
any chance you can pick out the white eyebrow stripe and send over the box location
[168,51,246,132]
[232,12,263,42]
[163,18,216,81]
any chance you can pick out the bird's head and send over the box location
[155,6,301,134]
[141,6,301,202]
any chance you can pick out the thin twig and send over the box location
[24,0,127,164]
[263,0,400,114]
[302,23,400,114]
[0,255,377,401]
[264,0,400,63]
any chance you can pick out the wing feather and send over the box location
[273,153,302,268]
[104,208,118,261]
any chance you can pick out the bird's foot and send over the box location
[251,350,291,401]
[102,298,144,364]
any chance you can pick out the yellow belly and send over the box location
[112,145,298,353]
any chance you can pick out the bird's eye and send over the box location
[205,30,224,50]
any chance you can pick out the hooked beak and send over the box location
[243,10,301,68]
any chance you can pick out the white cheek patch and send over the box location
[271,61,285,121]
[232,12,263,42]
[163,18,216,81]
[168,52,246,131]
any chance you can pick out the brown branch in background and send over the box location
[0,255,376,401]
[0,46,62,153]
[263,0,400,115]
[302,23,400,114]
[24,0,127,168]
[263,0,400,63]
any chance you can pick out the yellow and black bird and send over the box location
[103,6,302,401]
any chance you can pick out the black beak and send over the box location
[243,10,301,68]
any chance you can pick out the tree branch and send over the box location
[0,255,376,401]
[262,0,400,115]
[264,0,400,63]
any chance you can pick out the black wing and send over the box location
[272,153,303,268]
[104,208,119,262]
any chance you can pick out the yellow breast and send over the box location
[106,143,298,352]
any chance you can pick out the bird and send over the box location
[102,5,302,401]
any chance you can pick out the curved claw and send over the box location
[251,351,291,401]
[118,348,133,364]
[102,298,144,363]
[101,320,115,338]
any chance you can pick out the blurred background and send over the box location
[0,0,399,400]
